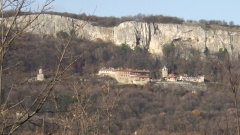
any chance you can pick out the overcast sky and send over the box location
[39,0,240,24]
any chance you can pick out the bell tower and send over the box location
[162,66,168,78]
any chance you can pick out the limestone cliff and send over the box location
[9,14,240,56]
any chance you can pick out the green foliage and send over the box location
[134,46,143,53]
[120,43,131,53]
[217,48,228,60]
[56,30,69,39]
[162,43,175,58]
[219,48,225,52]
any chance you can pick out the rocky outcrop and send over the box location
[8,14,240,56]
[114,22,240,56]
[27,15,114,41]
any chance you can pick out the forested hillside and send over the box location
[1,31,239,134]
[5,32,218,80]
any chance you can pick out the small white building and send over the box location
[166,74,177,82]
[37,69,45,81]
[178,75,204,82]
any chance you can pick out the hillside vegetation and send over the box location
[2,30,239,134]
[5,33,219,80]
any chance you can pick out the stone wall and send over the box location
[155,82,207,92]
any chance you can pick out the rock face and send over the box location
[26,14,114,42]
[11,14,240,56]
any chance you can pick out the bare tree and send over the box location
[0,0,54,102]
[0,1,88,134]
[67,80,101,135]
[214,51,240,135]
